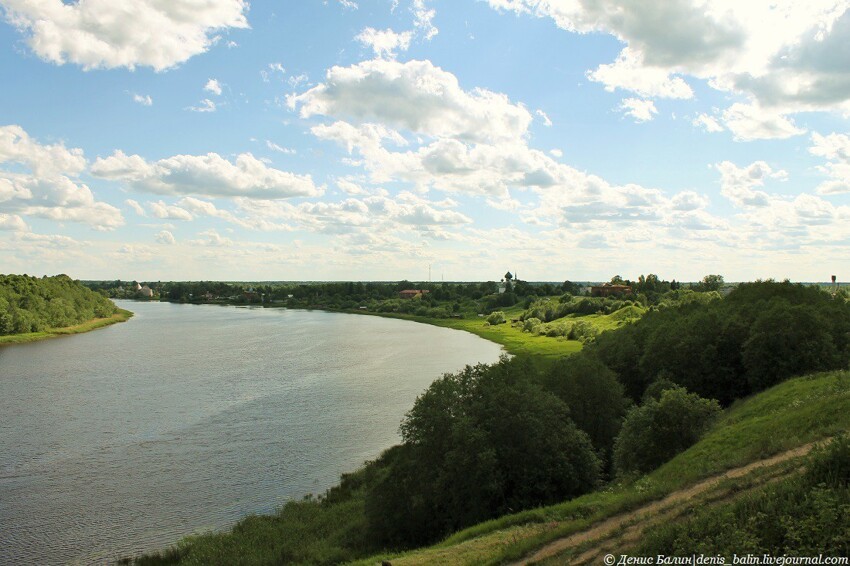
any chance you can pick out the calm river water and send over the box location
[0,301,503,564]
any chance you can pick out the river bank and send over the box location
[0,308,133,345]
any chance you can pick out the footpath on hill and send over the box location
[510,442,819,566]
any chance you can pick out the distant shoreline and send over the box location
[0,308,134,345]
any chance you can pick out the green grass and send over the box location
[353,370,850,566]
[347,303,645,361]
[635,436,850,556]
[349,305,583,360]
[0,308,133,345]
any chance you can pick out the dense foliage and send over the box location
[0,274,118,335]
[365,358,601,547]
[591,280,850,403]
[613,387,721,476]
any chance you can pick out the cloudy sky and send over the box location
[1,0,850,282]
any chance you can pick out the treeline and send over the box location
[0,274,118,335]
[592,280,850,404]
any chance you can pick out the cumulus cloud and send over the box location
[693,113,724,133]
[149,200,193,221]
[720,103,806,141]
[204,79,223,96]
[133,93,153,106]
[156,230,176,245]
[0,213,27,231]
[486,1,850,137]
[356,27,413,58]
[716,160,785,208]
[91,150,322,199]
[0,0,249,71]
[0,124,86,177]
[191,229,232,246]
[0,125,123,230]
[810,131,850,194]
[619,98,658,122]
[587,48,694,99]
[289,59,532,144]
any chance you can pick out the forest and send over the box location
[0,274,119,335]
[132,279,850,564]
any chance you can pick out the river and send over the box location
[0,301,503,564]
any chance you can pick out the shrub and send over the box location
[485,311,506,325]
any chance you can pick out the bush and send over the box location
[613,387,721,476]
[485,311,506,325]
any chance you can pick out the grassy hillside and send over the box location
[354,370,850,565]
[0,308,132,344]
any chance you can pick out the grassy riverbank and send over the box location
[0,308,133,345]
[342,305,582,360]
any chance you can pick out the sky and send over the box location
[1,1,850,282]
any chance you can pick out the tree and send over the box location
[367,359,601,546]
[613,387,720,476]
[695,274,724,292]
[542,354,631,465]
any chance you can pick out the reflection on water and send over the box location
[0,301,503,565]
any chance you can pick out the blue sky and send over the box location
[1,0,849,282]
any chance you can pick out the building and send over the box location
[399,289,430,299]
[590,283,633,297]
[138,285,153,298]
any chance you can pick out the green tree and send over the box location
[613,387,720,476]
[367,359,601,546]
[542,354,630,463]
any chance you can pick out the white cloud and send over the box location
[0,0,249,71]
[486,1,850,137]
[92,150,322,199]
[356,27,413,58]
[288,73,309,88]
[0,125,123,230]
[133,93,153,106]
[716,160,785,208]
[693,113,725,133]
[720,103,806,141]
[204,79,223,96]
[149,200,193,221]
[413,0,438,41]
[337,0,359,9]
[587,48,694,99]
[191,229,232,246]
[0,124,86,177]
[188,99,217,113]
[549,149,563,158]
[289,59,533,144]
[0,213,27,231]
[619,98,658,122]
[811,131,850,194]
[156,230,176,245]
[266,141,296,154]
[125,199,146,216]
[535,109,553,126]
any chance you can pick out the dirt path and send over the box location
[511,442,819,566]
